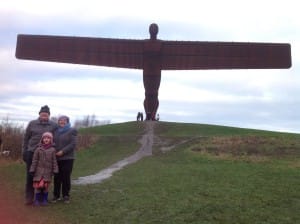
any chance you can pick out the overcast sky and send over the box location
[1,0,299,133]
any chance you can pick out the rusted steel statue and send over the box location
[15,23,291,120]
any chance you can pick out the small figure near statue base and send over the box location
[136,112,144,121]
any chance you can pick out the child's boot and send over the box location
[41,192,48,206]
[34,193,41,206]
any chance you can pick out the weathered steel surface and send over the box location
[16,35,145,69]
[15,35,291,70]
[161,41,291,70]
[16,23,292,120]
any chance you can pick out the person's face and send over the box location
[39,112,49,122]
[58,118,67,127]
[42,136,51,144]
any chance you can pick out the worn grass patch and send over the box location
[189,135,300,158]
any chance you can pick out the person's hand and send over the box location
[56,151,64,157]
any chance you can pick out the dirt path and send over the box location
[73,121,155,185]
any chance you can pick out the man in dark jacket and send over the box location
[22,105,58,205]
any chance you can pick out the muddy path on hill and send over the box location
[73,121,155,185]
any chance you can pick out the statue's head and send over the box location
[149,23,158,40]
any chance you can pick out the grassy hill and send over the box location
[1,121,300,223]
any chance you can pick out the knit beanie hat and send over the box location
[39,105,50,115]
[41,132,53,144]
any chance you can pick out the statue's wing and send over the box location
[16,34,145,69]
[16,34,292,70]
[161,41,291,70]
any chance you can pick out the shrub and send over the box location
[0,117,24,160]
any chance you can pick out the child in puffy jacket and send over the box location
[29,132,58,206]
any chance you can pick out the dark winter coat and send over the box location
[22,118,58,154]
[29,145,59,182]
[54,128,78,161]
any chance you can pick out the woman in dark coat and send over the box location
[52,115,77,203]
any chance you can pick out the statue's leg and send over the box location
[144,93,159,120]
[143,72,161,120]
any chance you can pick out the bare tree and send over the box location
[73,115,110,129]
[0,116,24,159]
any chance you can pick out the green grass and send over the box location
[1,121,300,224]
